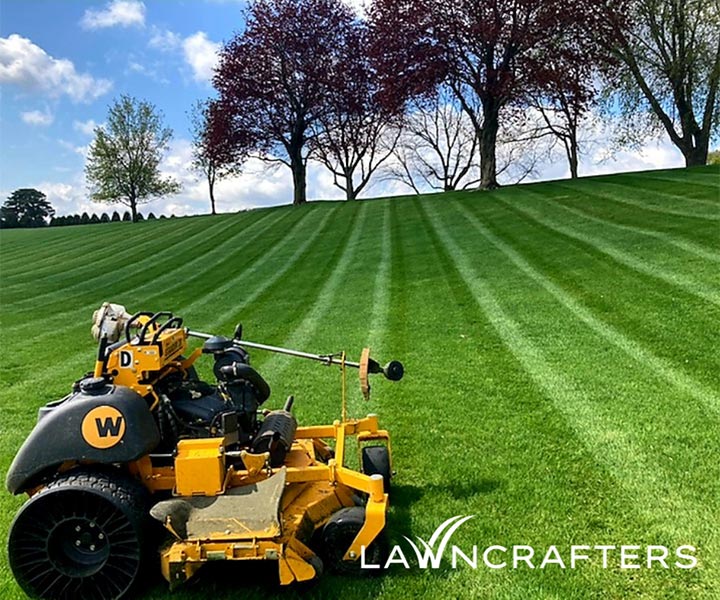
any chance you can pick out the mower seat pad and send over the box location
[150,468,287,540]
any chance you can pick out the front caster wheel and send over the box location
[317,507,387,575]
[8,469,149,600]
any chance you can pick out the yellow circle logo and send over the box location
[81,406,126,449]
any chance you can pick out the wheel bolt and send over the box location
[89,522,96,528]
[98,533,105,540]
[75,540,81,546]
[75,526,81,532]
[90,545,96,551]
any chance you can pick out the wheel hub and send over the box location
[49,517,110,577]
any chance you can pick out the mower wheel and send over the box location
[317,507,387,575]
[361,446,391,492]
[8,469,149,600]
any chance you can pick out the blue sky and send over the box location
[0,0,685,217]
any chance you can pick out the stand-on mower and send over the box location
[6,303,403,599]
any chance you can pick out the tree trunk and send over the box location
[568,138,579,179]
[130,199,138,223]
[292,161,306,205]
[344,170,358,200]
[681,135,709,167]
[289,126,307,205]
[208,169,217,215]
[479,101,500,189]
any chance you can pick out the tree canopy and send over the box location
[0,189,55,228]
[213,0,358,205]
[85,95,180,222]
[606,0,720,166]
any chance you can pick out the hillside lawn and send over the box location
[0,166,718,599]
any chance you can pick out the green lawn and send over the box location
[0,166,718,599]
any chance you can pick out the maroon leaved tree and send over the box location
[190,99,242,214]
[311,21,402,201]
[213,0,357,205]
[370,0,615,189]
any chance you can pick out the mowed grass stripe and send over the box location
[0,219,157,267]
[0,217,203,284]
[423,197,715,547]
[450,198,720,414]
[195,204,343,331]
[0,208,319,394]
[632,170,720,190]
[477,189,718,388]
[549,195,720,264]
[0,207,290,359]
[499,191,720,307]
[560,181,720,221]
[0,216,225,309]
[439,194,720,517]
[0,216,208,277]
[367,201,392,353]
[409,198,710,597]
[257,203,370,381]
[599,179,719,210]
[3,213,248,286]
[0,208,279,335]
[0,216,235,306]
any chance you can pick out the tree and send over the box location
[214,0,357,205]
[606,0,720,166]
[100,213,110,223]
[86,95,181,222]
[190,100,238,215]
[370,0,611,188]
[1,188,55,228]
[310,21,401,200]
[111,211,121,222]
[387,87,480,192]
[122,211,132,222]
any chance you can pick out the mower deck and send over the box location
[146,417,390,586]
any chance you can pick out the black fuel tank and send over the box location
[6,379,160,494]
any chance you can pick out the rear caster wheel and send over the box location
[317,507,387,575]
[8,469,149,600]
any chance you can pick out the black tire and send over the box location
[8,469,149,600]
[361,446,392,493]
[317,507,387,575]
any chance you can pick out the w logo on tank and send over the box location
[95,415,124,437]
[82,406,126,449]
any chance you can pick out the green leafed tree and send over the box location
[85,95,181,222]
[607,0,720,166]
[1,188,55,228]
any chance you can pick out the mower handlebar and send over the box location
[187,329,403,382]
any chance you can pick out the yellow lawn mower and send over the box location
[6,303,403,599]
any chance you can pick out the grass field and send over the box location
[0,166,718,599]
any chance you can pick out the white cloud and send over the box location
[182,32,220,83]
[59,139,90,158]
[0,34,112,102]
[21,109,53,126]
[73,119,100,136]
[148,27,182,52]
[81,0,146,30]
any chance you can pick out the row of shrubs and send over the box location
[50,211,175,226]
